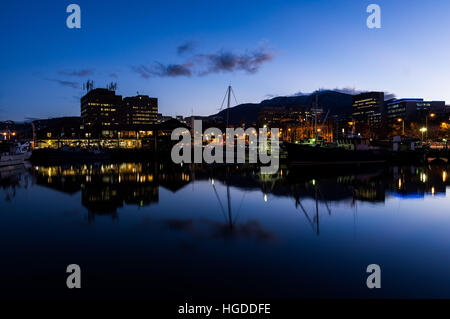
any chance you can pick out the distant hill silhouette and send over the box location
[209,90,353,125]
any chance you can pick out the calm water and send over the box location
[1,161,449,299]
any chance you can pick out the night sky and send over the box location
[1,0,449,121]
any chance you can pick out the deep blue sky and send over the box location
[1,0,449,121]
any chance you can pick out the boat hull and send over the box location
[285,143,388,166]
[0,153,26,167]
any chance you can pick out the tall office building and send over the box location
[123,95,158,125]
[352,92,385,132]
[81,88,123,128]
[385,99,446,122]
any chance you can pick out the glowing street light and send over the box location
[420,127,427,142]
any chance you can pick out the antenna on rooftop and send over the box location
[83,80,94,92]
[107,82,117,91]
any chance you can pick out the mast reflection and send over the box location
[5,161,445,225]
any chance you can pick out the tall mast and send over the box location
[226,85,231,127]
[226,85,232,228]
[314,91,318,143]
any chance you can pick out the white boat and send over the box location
[0,142,31,167]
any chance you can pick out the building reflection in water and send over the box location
[4,160,447,226]
[32,162,190,222]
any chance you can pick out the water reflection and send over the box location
[0,163,32,202]
[3,161,447,226]
[1,161,450,299]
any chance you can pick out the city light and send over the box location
[420,173,427,183]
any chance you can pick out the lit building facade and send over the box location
[385,99,446,122]
[123,95,158,125]
[352,92,384,128]
[81,88,123,129]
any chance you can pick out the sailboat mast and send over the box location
[226,85,231,127]
[314,91,318,143]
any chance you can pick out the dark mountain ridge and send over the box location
[209,90,354,125]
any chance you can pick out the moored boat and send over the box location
[284,142,388,166]
[0,142,31,167]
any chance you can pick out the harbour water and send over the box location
[1,161,449,299]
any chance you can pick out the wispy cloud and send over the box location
[157,217,275,241]
[177,41,196,56]
[331,87,396,100]
[133,43,275,79]
[109,72,118,78]
[58,69,94,77]
[384,92,396,100]
[292,87,396,100]
[331,87,366,95]
[202,219,276,241]
[196,48,274,75]
[132,63,193,78]
[45,78,79,89]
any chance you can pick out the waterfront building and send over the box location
[352,92,384,133]
[34,117,156,149]
[33,116,190,151]
[81,88,124,130]
[385,98,446,122]
[123,95,158,125]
